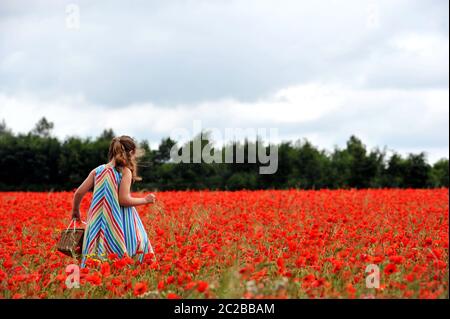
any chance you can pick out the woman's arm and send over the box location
[119,167,155,206]
[71,169,95,220]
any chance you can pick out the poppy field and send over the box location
[0,189,448,299]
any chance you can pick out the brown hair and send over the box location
[108,136,142,182]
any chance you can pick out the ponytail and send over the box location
[108,136,142,182]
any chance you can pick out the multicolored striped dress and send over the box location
[81,163,153,267]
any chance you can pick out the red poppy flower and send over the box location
[384,264,397,275]
[184,281,197,290]
[166,275,175,284]
[101,263,111,277]
[86,273,102,286]
[389,256,404,264]
[197,281,208,293]
[133,282,148,296]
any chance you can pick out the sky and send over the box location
[0,0,448,163]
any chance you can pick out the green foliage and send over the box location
[429,159,449,188]
[0,119,448,191]
[31,117,54,138]
[403,153,431,188]
[0,119,12,136]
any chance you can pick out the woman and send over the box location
[70,136,155,267]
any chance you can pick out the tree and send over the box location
[403,153,431,188]
[429,159,449,188]
[31,117,54,137]
[226,172,258,190]
[155,137,177,164]
[97,129,115,141]
[384,153,406,187]
[260,141,293,188]
[329,147,352,189]
[346,136,369,188]
[365,148,386,188]
[0,129,447,191]
[0,119,12,136]
[288,139,329,189]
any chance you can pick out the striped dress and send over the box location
[81,163,153,267]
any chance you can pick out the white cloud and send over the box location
[0,0,448,163]
[392,33,449,58]
[1,83,448,162]
[0,0,448,104]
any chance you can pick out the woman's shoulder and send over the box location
[121,166,132,175]
[92,163,130,177]
[93,164,107,174]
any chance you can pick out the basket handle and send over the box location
[66,219,87,232]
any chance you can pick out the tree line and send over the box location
[0,118,448,191]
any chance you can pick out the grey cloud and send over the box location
[0,0,448,106]
[0,0,448,163]
[252,101,449,159]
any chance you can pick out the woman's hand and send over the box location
[71,210,81,221]
[145,193,156,204]
[119,168,156,206]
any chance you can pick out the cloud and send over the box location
[0,0,448,163]
[1,83,448,163]
[0,0,448,105]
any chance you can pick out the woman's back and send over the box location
[89,163,122,222]
[81,163,152,267]
[70,136,155,267]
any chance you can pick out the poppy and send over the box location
[197,281,208,293]
[384,264,397,275]
[133,282,148,296]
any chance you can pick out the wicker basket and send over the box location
[57,220,85,257]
